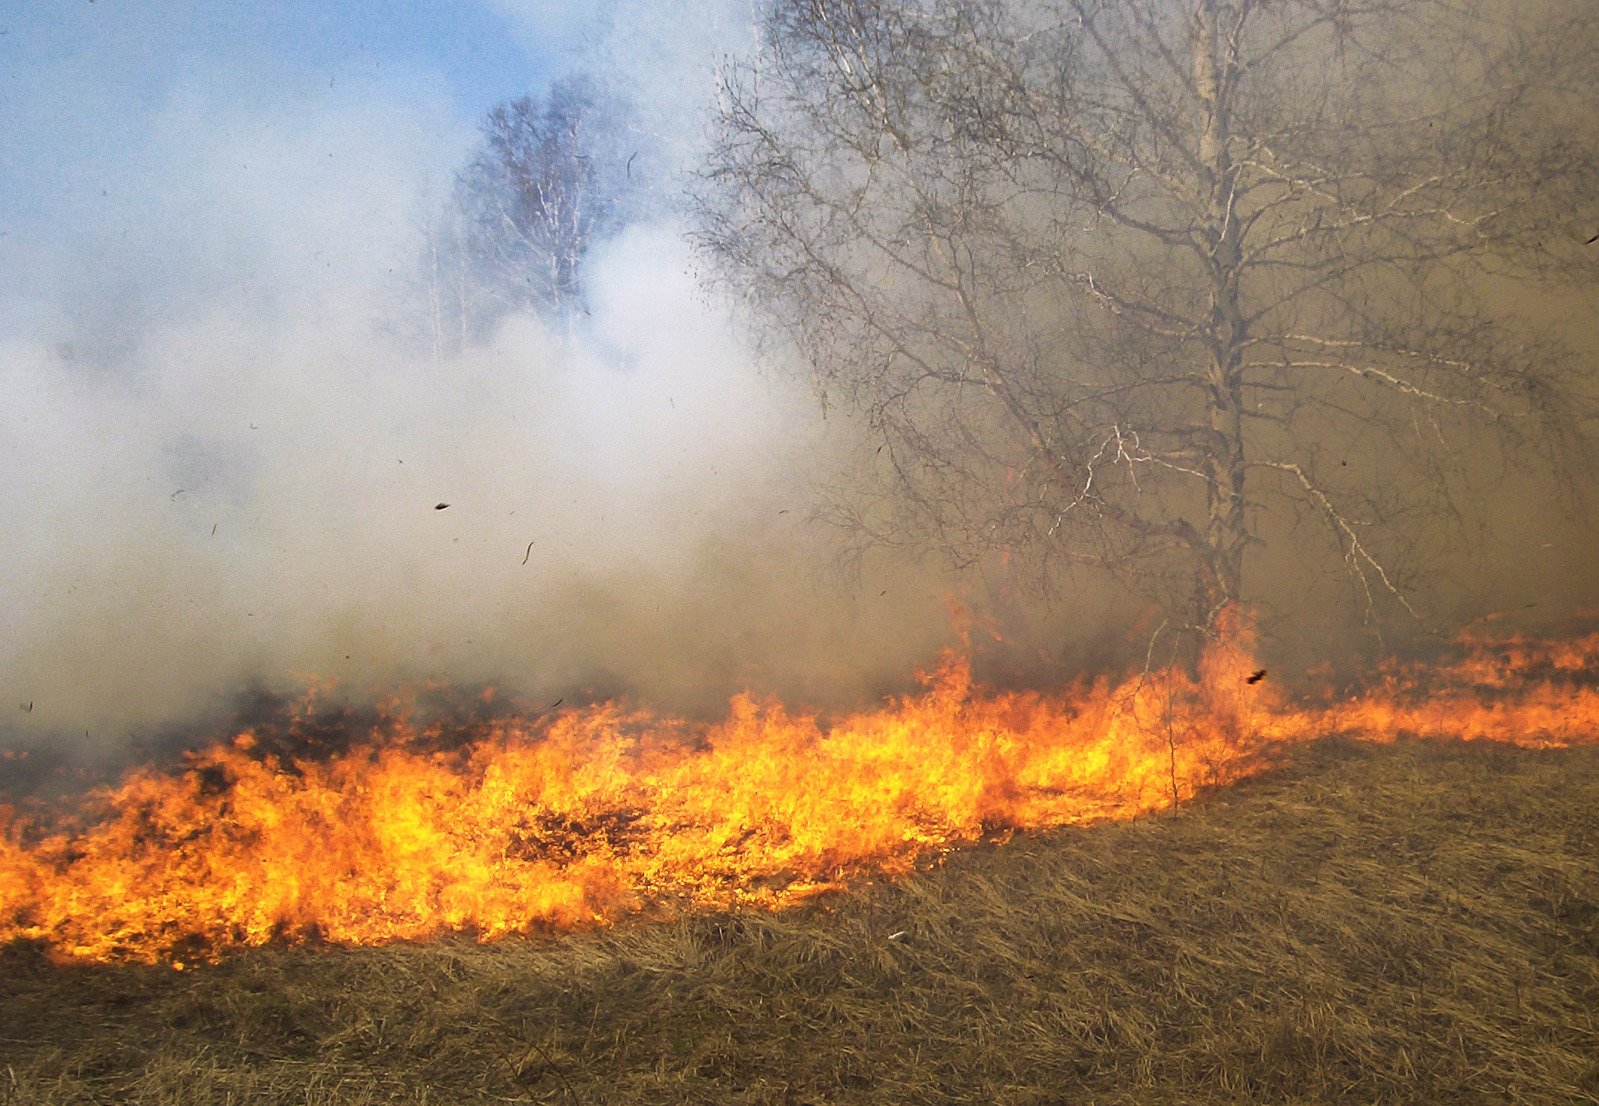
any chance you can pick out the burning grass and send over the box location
[2,737,1596,1105]
[6,617,1599,966]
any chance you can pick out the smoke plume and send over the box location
[0,2,957,753]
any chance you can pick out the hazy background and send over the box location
[1,1,1595,755]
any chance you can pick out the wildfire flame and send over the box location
[3,615,1596,965]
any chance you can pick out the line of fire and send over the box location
[4,614,1597,965]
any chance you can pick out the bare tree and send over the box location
[421,74,646,351]
[695,0,1599,645]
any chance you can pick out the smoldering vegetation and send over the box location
[3,738,1596,1105]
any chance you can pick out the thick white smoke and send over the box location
[0,3,958,749]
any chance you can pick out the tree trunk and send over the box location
[1192,0,1249,634]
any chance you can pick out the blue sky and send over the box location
[1,0,565,231]
[2,0,557,115]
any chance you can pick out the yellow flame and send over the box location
[3,614,1596,963]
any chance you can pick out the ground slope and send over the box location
[3,738,1597,1105]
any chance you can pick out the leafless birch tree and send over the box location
[695,0,1599,643]
[419,75,645,351]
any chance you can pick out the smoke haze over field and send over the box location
[0,1,958,748]
[3,1,1598,754]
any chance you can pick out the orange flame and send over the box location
[3,615,1596,964]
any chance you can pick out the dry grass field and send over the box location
[3,736,1597,1105]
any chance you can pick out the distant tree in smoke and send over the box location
[419,74,647,354]
[695,0,1599,649]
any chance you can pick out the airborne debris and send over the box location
[1246,669,1267,684]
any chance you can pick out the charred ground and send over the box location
[3,737,1596,1106]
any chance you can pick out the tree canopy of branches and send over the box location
[421,75,645,352]
[696,0,1599,643]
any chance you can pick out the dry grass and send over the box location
[3,737,1597,1105]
